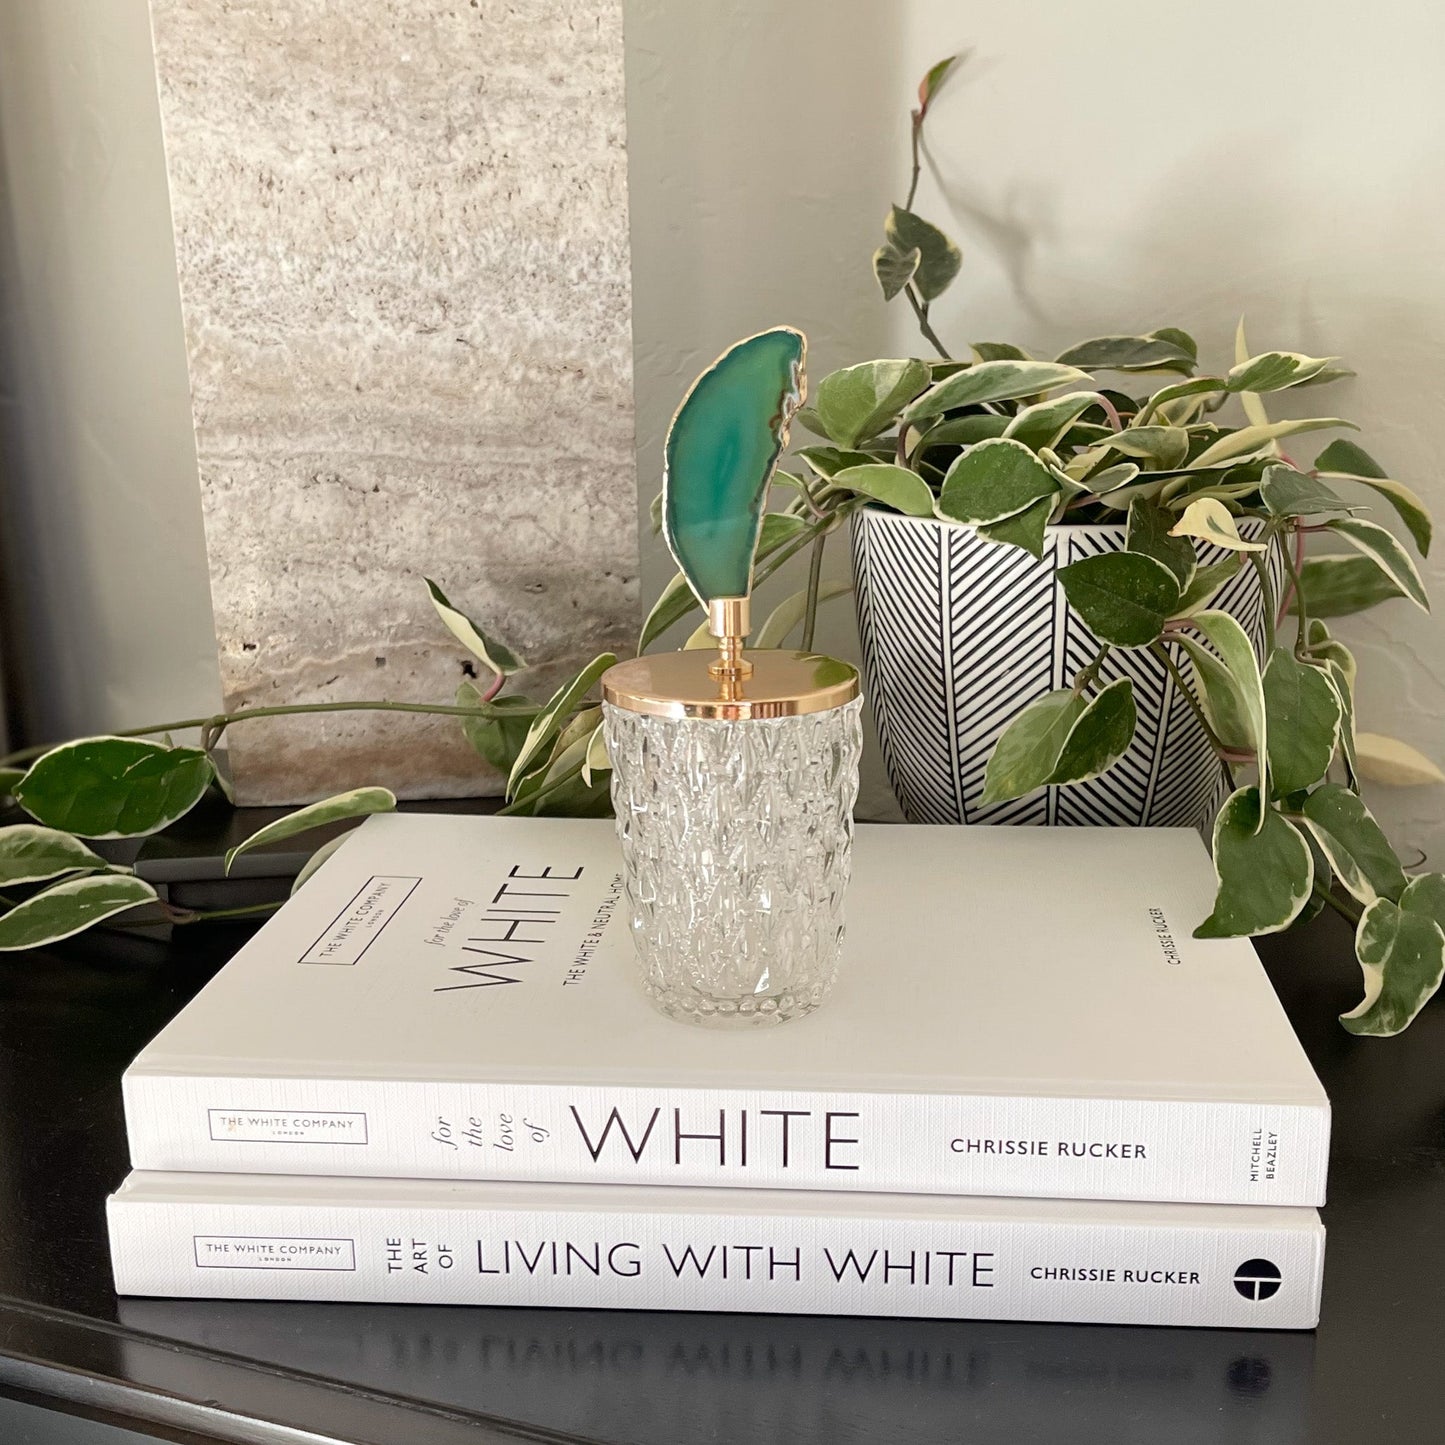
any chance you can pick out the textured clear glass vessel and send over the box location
[604,697,863,1027]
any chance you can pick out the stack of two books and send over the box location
[110,815,1330,1329]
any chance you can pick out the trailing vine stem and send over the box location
[1072,644,1111,695]
[800,531,827,652]
[904,285,952,360]
[0,698,515,770]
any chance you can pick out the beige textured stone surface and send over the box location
[150,0,637,802]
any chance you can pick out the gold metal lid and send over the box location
[601,648,860,721]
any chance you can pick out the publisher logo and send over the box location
[1233,1259,1282,1301]
[301,875,420,965]
[208,1108,369,1145]
[194,1235,357,1271]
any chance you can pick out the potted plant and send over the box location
[0,59,1440,1039]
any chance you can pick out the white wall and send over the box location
[2,0,1441,854]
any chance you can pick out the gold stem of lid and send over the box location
[707,596,753,683]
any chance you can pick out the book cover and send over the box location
[123,814,1329,1205]
[107,1171,1325,1330]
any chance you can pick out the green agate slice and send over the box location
[664,327,806,604]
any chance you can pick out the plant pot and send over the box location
[850,509,1282,827]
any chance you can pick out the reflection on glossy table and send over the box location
[0,836,1440,1443]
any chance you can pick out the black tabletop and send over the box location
[0,831,1441,1443]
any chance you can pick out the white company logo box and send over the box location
[193,1236,358,1271]
[208,1109,369,1146]
[300,875,421,965]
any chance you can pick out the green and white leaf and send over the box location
[937,438,1061,526]
[456,685,543,773]
[224,787,397,876]
[0,825,108,887]
[1101,426,1191,469]
[1226,351,1336,394]
[1341,896,1445,1037]
[754,580,853,648]
[979,690,1085,805]
[794,446,877,481]
[1354,733,1445,787]
[1174,638,1256,750]
[1190,418,1355,470]
[290,832,353,895]
[1046,678,1138,788]
[581,721,610,786]
[1291,554,1406,617]
[832,463,935,517]
[1169,497,1267,552]
[1262,649,1340,797]
[1322,659,1358,786]
[13,738,215,839]
[1055,551,1181,648]
[872,242,921,302]
[1324,517,1429,611]
[815,359,931,448]
[1300,784,1407,906]
[1002,392,1104,452]
[1259,465,1356,519]
[1054,334,1195,374]
[0,873,159,951]
[1314,438,1432,555]
[507,654,617,794]
[883,206,961,302]
[1195,787,1314,938]
[1126,498,1196,588]
[902,360,1091,425]
[977,495,1053,559]
[915,414,1010,450]
[1171,556,1242,617]
[1189,609,1269,809]
[424,579,525,675]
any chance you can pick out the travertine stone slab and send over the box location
[150,0,637,801]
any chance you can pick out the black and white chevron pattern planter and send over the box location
[851,509,1281,827]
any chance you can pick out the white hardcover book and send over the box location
[123,815,1329,1206]
[107,1171,1325,1330]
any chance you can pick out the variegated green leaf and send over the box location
[872,242,921,302]
[1291,554,1406,617]
[0,825,108,887]
[1325,517,1429,611]
[937,438,1060,527]
[1102,426,1190,469]
[1299,784,1407,906]
[424,579,525,675]
[795,446,877,480]
[832,463,935,517]
[581,721,610,786]
[1169,497,1267,552]
[1354,734,1445,787]
[1190,418,1355,469]
[224,787,397,876]
[1054,334,1194,374]
[13,738,214,839]
[1262,650,1340,797]
[1195,786,1314,938]
[1341,894,1445,1036]
[1046,678,1137,787]
[816,359,931,449]
[1226,351,1337,394]
[1126,498,1196,588]
[1056,552,1180,648]
[1314,439,1432,555]
[903,361,1090,425]
[1002,392,1105,452]
[884,206,961,301]
[1188,610,1269,811]
[980,690,1085,805]
[508,654,617,794]
[0,873,159,951]
[754,580,853,648]
[978,495,1052,558]
[1175,637,1255,750]
[1259,465,1356,519]
[1171,556,1242,617]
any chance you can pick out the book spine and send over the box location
[124,1074,1330,1206]
[108,1191,1324,1329]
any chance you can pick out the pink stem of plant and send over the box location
[1096,394,1124,431]
[480,671,506,703]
